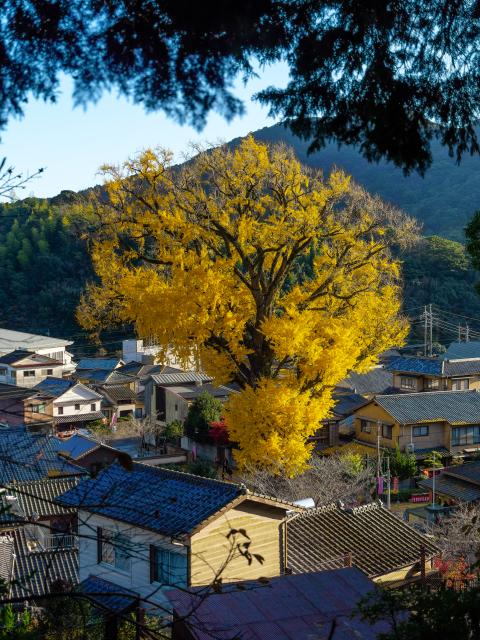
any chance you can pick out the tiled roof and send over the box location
[80,369,135,385]
[340,369,393,395]
[99,385,137,402]
[443,360,480,376]
[77,358,122,371]
[443,461,480,485]
[286,501,438,578]
[0,428,86,483]
[150,371,212,386]
[0,383,36,400]
[387,356,442,375]
[34,377,74,398]
[374,390,480,424]
[7,477,81,518]
[7,527,78,599]
[57,462,245,537]
[54,411,104,424]
[331,392,368,419]
[78,575,139,613]
[412,446,450,459]
[167,568,390,640]
[51,434,100,460]
[167,383,234,400]
[0,350,61,366]
[419,475,480,503]
[443,341,480,361]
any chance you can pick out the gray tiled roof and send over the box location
[286,501,438,578]
[374,390,480,425]
[419,475,480,503]
[54,411,104,424]
[99,385,137,402]
[443,461,480,485]
[7,527,78,599]
[8,477,80,518]
[443,360,480,376]
[0,350,61,366]
[0,534,14,584]
[150,371,212,386]
[340,369,393,395]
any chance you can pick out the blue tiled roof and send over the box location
[387,356,442,375]
[78,575,139,613]
[0,428,86,483]
[50,434,99,460]
[58,462,244,536]
[34,377,74,397]
[443,341,480,361]
[77,358,121,371]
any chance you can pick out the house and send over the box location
[0,476,79,600]
[122,339,195,370]
[285,501,439,586]
[57,462,300,608]
[0,328,75,374]
[0,350,67,388]
[419,460,480,505]
[315,391,368,443]
[32,377,104,434]
[352,390,480,460]
[387,348,480,393]
[144,370,213,424]
[0,383,38,427]
[167,568,390,640]
[0,427,86,483]
[95,381,142,421]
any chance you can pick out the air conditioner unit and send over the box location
[406,443,415,454]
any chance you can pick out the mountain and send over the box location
[246,124,480,242]
[1,126,480,348]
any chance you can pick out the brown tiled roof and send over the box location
[286,501,439,578]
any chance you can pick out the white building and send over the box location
[0,350,67,388]
[0,329,75,373]
[33,377,103,433]
[122,339,196,370]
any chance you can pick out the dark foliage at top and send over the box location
[4,1,480,172]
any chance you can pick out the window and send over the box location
[58,406,64,415]
[90,403,96,412]
[413,425,429,437]
[23,370,35,378]
[41,369,54,376]
[31,404,46,414]
[135,408,143,418]
[174,404,178,412]
[150,545,187,586]
[452,426,480,446]
[425,378,439,390]
[0,368,7,376]
[74,404,80,411]
[452,378,470,391]
[10,371,16,380]
[97,528,131,572]
[382,424,393,439]
[400,376,416,390]
[360,419,371,433]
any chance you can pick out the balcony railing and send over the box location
[41,533,77,550]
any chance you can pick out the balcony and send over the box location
[25,526,77,552]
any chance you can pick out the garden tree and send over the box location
[4,2,480,172]
[357,583,480,640]
[432,504,480,569]
[77,137,414,475]
[240,453,375,506]
[184,393,223,438]
[163,419,184,441]
[0,605,33,640]
[386,447,417,481]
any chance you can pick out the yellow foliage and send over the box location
[76,136,410,474]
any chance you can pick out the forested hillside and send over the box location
[1,128,480,344]
[250,125,480,242]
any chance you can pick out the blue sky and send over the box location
[1,61,288,199]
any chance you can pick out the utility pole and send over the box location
[422,305,433,356]
[386,455,391,510]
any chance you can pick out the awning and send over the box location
[54,412,104,424]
